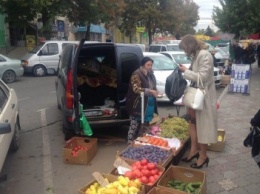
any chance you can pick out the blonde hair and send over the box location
[179,35,202,57]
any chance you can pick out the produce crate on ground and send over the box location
[78,174,145,194]
[111,157,165,193]
[63,137,97,165]
[119,144,173,168]
[147,187,177,194]
[208,129,226,152]
[157,165,206,194]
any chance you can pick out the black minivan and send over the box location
[55,39,143,140]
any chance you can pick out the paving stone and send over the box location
[207,182,225,193]
[228,187,250,194]
[232,176,251,187]
[218,179,238,191]
[215,158,229,165]
[244,183,260,194]
[216,191,231,194]
[224,171,238,179]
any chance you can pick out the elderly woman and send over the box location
[126,57,159,144]
[178,35,218,169]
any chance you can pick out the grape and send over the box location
[159,117,189,140]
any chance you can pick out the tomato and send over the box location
[133,169,142,178]
[149,176,156,184]
[147,163,156,170]
[140,176,149,184]
[153,174,159,180]
[140,159,148,166]
[124,171,134,180]
[150,169,158,176]
[142,169,151,177]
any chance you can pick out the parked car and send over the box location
[149,44,181,52]
[0,54,24,83]
[0,79,20,172]
[143,52,178,102]
[21,40,79,77]
[160,51,222,86]
[55,40,144,140]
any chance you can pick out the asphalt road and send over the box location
[0,75,224,194]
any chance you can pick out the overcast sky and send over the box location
[193,0,222,31]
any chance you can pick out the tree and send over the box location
[62,0,125,40]
[212,0,260,38]
[120,0,199,45]
[204,26,215,36]
[0,0,68,39]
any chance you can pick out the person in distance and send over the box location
[178,35,218,169]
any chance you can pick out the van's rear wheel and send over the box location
[33,65,46,77]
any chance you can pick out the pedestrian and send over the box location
[126,57,159,144]
[210,48,218,67]
[178,35,218,169]
[233,40,246,64]
[257,43,260,68]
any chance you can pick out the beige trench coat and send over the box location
[183,50,218,144]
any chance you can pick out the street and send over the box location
[0,75,224,194]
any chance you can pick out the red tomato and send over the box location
[150,169,158,176]
[149,176,156,184]
[140,176,149,184]
[134,161,141,166]
[142,165,148,170]
[153,174,159,180]
[133,169,142,178]
[124,171,134,180]
[140,159,148,166]
[142,169,151,177]
[147,163,156,170]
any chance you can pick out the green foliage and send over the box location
[120,0,199,44]
[213,0,260,37]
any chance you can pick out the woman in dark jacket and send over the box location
[126,57,159,144]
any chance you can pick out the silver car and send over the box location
[0,79,20,172]
[143,52,178,102]
[0,54,24,83]
[160,51,222,87]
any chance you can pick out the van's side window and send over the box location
[41,43,59,55]
[121,53,139,84]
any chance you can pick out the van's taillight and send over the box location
[66,70,73,110]
[21,60,28,66]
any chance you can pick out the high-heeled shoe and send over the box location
[181,152,199,162]
[190,157,209,169]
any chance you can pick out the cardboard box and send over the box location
[147,187,178,194]
[63,137,97,165]
[208,129,226,152]
[111,157,165,193]
[221,75,230,86]
[119,144,173,168]
[78,174,145,194]
[157,166,206,194]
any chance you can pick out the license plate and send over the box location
[84,110,103,117]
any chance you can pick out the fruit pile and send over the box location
[135,135,170,149]
[70,145,89,157]
[166,179,202,193]
[159,117,189,140]
[85,176,142,194]
[123,159,163,186]
[120,145,170,164]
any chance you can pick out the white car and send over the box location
[143,52,179,102]
[0,54,24,83]
[160,51,222,86]
[0,79,20,172]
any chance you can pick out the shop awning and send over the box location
[77,24,106,34]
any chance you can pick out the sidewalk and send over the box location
[179,62,260,194]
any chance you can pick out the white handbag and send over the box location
[182,75,206,110]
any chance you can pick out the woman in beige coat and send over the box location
[178,35,218,168]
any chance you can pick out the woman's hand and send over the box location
[178,64,187,72]
[149,89,159,98]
